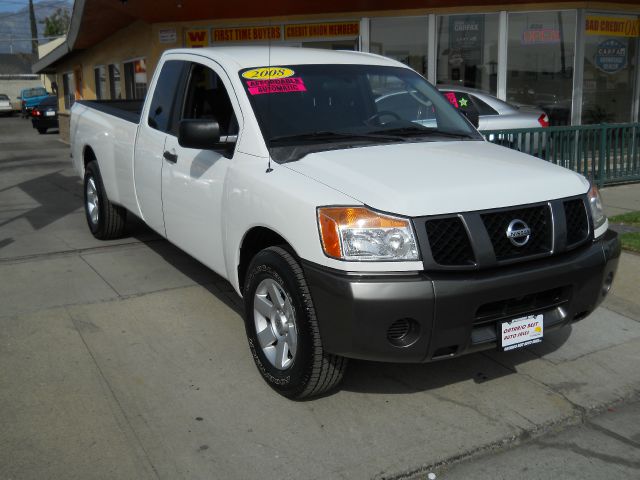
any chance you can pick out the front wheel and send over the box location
[84,160,127,239]
[37,127,47,134]
[243,246,347,399]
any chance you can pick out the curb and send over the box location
[379,389,640,480]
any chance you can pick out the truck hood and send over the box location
[283,140,589,217]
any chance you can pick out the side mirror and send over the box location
[178,119,221,149]
[460,109,479,128]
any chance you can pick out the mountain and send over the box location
[0,1,73,55]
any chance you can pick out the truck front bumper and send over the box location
[303,229,620,363]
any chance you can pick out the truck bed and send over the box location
[76,99,144,124]
[70,100,143,216]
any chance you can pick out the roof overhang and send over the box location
[34,0,640,74]
[33,0,137,73]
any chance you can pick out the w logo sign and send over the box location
[186,30,209,48]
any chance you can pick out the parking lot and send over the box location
[1,115,639,479]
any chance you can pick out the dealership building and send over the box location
[34,0,640,139]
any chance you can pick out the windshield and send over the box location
[23,88,47,98]
[0,94,8,100]
[239,64,481,162]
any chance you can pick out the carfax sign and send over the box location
[594,39,628,74]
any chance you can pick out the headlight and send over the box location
[587,184,607,235]
[317,207,419,261]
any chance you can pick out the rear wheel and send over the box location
[243,246,347,399]
[84,160,127,239]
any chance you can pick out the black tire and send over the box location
[243,246,347,399]
[37,127,47,134]
[83,160,127,239]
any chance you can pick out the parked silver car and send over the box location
[0,94,13,116]
[437,85,549,131]
[437,85,552,155]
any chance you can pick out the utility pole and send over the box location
[29,0,38,57]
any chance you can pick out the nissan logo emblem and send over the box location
[506,219,531,247]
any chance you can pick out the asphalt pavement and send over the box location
[0,115,639,480]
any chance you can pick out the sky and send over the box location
[0,0,72,14]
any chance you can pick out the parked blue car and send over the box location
[19,87,49,117]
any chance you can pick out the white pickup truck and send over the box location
[70,47,620,399]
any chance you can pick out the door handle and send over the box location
[163,150,178,163]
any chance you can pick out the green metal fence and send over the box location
[482,123,640,187]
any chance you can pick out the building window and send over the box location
[108,64,122,99]
[94,65,106,99]
[370,16,429,76]
[436,13,499,95]
[124,58,148,99]
[62,72,75,109]
[507,11,576,126]
[582,13,639,124]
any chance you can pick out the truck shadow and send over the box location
[0,170,82,249]
[341,326,572,395]
[130,224,244,315]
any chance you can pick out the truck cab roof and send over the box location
[162,46,406,71]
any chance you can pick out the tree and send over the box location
[40,7,71,37]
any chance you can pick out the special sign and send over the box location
[242,68,306,95]
[586,16,640,38]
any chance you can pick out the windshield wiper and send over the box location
[370,126,478,140]
[270,130,406,144]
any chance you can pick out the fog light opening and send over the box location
[387,318,420,347]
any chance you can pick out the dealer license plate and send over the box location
[45,111,55,116]
[500,314,543,351]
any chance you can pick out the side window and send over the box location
[442,91,479,117]
[148,60,186,133]
[182,63,238,136]
[470,94,498,116]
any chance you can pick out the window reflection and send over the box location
[507,11,576,125]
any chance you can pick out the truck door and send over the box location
[133,60,188,235]
[161,60,240,275]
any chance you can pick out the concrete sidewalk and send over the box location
[1,116,639,480]
[601,183,640,321]
[601,183,640,217]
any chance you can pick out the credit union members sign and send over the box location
[284,22,359,40]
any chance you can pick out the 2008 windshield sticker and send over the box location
[242,67,295,80]
[246,77,307,95]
